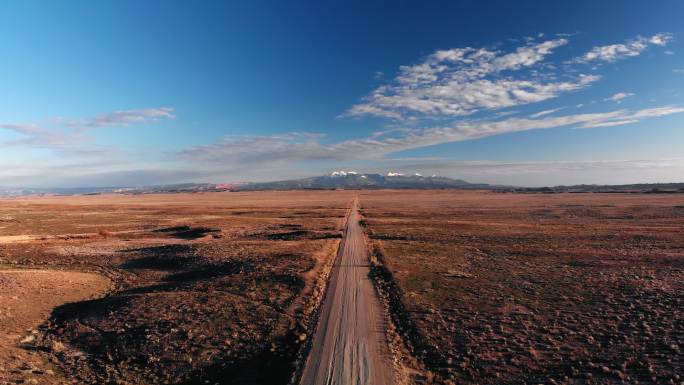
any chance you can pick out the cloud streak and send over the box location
[0,107,175,151]
[529,108,564,118]
[0,123,44,135]
[180,105,684,166]
[68,107,175,129]
[573,33,673,63]
[605,92,634,103]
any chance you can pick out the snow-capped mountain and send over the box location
[235,172,493,190]
[330,170,358,177]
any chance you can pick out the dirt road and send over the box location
[300,199,394,385]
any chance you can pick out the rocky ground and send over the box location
[0,269,110,385]
[0,191,354,385]
[361,190,684,385]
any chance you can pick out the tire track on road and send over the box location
[299,197,394,385]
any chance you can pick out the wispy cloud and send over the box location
[177,133,334,164]
[0,123,44,135]
[579,106,684,128]
[573,33,673,63]
[342,38,601,121]
[343,33,674,122]
[67,107,175,129]
[605,92,634,103]
[581,119,639,128]
[4,31,681,187]
[0,107,175,151]
[529,107,564,118]
[0,123,85,149]
[180,105,684,167]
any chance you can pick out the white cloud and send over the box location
[342,38,595,121]
[628,105,684,119]
[530,107,564,118]
[581,119,639,128]
[0,107,175,150]
[0,123,44,135]
[344,34,674,122]
[491,39,567,71]
[649,33,673,46]
[574,33,673,63]
[177,133,336,164]
[69,107,175,128]
[605,92,634,103]
[0,122,84,149]
[579,106,684,128]
[181,105,684,167]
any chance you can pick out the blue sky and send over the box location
[1,0,683,187]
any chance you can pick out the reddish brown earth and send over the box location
[2,189,683,385]
[0,269,110,385]
[0,191,355,385]
[360,190,684,385]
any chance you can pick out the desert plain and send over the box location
[0,189,682,385]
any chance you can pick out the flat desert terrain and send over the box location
[0,189,682,385]
[0,191,355,385]
[360,190,683,385]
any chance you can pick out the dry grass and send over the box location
[3,189,682,384]
[360,190,684,385]
[0,190,356,385]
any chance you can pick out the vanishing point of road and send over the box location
[299,198,394,385]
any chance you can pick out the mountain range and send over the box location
[1,172,683,196]
[234,171,493,190]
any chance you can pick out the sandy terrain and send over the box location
[0,269,110,385]
[300,199,393,385]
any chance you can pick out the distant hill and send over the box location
[234,171,494,191]
[510,182,684,194]
[2,176,682,197]
[0,183,229,197]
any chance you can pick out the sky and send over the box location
[1,0,683,187]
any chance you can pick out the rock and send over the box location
[19,335,35,345]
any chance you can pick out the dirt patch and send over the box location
[0,235,35,244]
[0,269,110,384]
